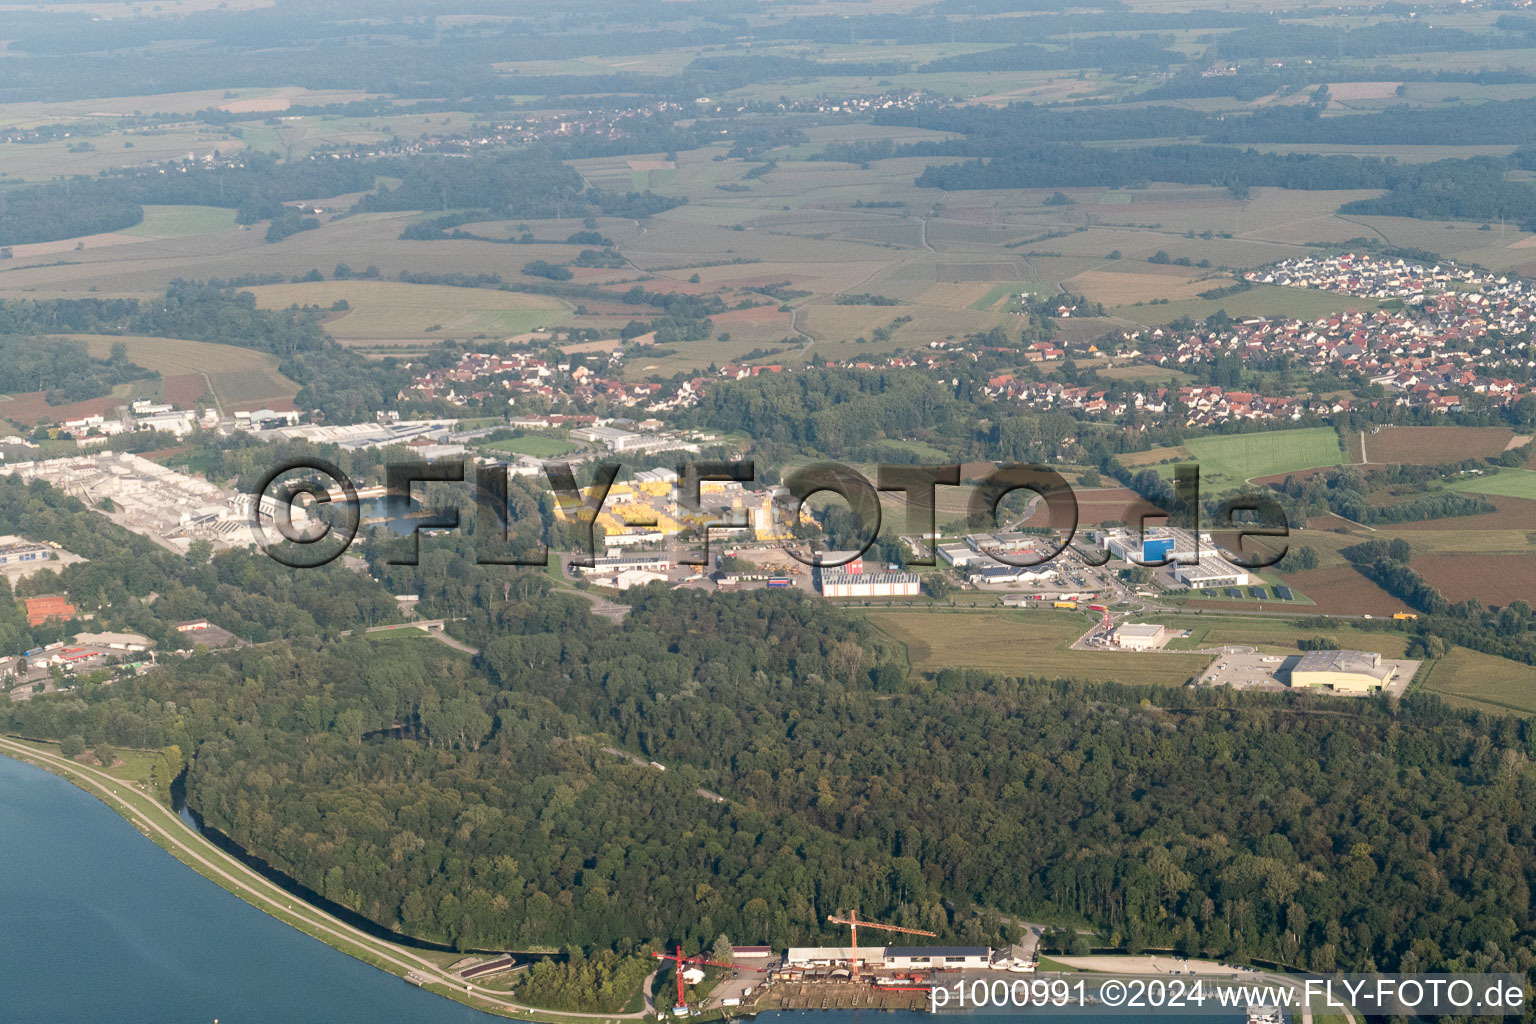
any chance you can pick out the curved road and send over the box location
[0,735,652,1022]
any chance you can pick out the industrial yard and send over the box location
[9,452,283,555]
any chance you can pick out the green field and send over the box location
[1451,468,1536,500]
[1417,644,1536,715]
[1110,284,1384,326]
[1159,427,1346,492]
[243,280,573,342]
[969,282,1023,311]
[1160,614,1406,657]
[866,609,1211,686]
[122,205,238,238]
[480,435,578,458]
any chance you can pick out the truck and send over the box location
[766,577,791,588]
[1087,604,1107,612]
[1393,611,1419,620]
[1053,600,1078,609]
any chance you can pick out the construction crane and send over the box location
[652,945,764,1016]
[826,911,936,981]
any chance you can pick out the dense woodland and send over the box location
[0,337,152,404]
[7,563,1536,983]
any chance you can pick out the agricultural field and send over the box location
[1271,566,1410,617]
[866,608,1211,685]
[1162,427,1346,493]
[241,281,573,344]
[0,130,243,181]
[122,205,240,239]
[1360,425,1518,464]
[1110,284,1384,326]
[1117,446,1192,468]
[1413,554,1536,608]
[1064,267,1217,306]
[64,333,299,412]
[1417,645,1536,716]
[1451,468,1536,500]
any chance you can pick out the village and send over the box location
[391,254,1536,434]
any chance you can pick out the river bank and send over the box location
[0,733,651,1024]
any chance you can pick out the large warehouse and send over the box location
[1289,650,1396,693]
[783,947,992,971]
[1114,623,1168,650]
[816,569,920,597]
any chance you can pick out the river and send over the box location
[0,754,1241,1024]
[0,753,486,1024]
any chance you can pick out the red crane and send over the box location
[825,911,937,981]
[652,945,764,1015]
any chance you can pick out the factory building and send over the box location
[937,544,987,568]
[973,564,1057,586]
[1098,527,1251,589]
[1289,650,1396,693]
[0,540,50,567]
[1099,527,1196,565]
[1172,555,1250,590]
[582,554,672,575]
[883,947,993,971]
[782,947,991,971]
[1114,623,1169,650]
[816,570,920,598]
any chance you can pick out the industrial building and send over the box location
[595,568,669,591]
[0,539,50,567]
[884,948,994,971]
[582,554,672,575]
[937,544,986,568]
[71,631,153,653]
[1099,527,1196,565]
[1172,555,1251,590]
[1097,526,1251,589]
[1114,623,1169,650]
[11,452,258,553]
[569,424,698,456]
[1289,650,1396,693]
[782,947,991,971]
[973,564,1057,586]
[816,570,920,598]
[255,419,457,451]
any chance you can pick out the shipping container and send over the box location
[766,577,790,588]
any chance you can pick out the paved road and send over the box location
[562,588,631,623]
[348,620,482,656]
[0,735,651,1021]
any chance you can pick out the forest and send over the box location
[0,336,153,405]
[0,155,378,246]
[6,575,1536,985]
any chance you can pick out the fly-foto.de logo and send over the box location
[250,457,1290,572]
